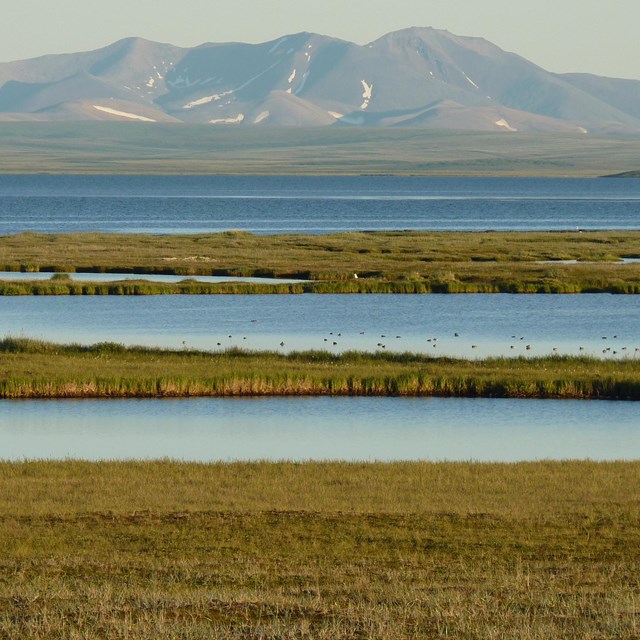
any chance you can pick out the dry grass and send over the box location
[0,460,639,638]
[1,338,640,399]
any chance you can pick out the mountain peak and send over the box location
[0,29,638,133]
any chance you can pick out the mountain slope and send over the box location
[0,29,638,133]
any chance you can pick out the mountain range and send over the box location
[1,27,639,134]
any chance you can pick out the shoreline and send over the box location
[2,230,640,294]
[2,338,639,400]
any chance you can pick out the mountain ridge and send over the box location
[0,28,639,134]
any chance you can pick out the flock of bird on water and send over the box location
[203,328,640,358]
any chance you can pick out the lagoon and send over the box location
[1,293,639,359]
[2,396,638,462]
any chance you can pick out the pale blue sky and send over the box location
[5,0,639,79]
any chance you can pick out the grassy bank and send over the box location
[1,460,639,638]
[2,230,640,294]
[1,337,639,399]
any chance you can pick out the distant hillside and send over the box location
[1,28,640,134]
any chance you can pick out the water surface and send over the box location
[1,294,638,358]
[0,272,305,284]
[1,175,639,234]
[1,397,637,462]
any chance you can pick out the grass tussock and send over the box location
[1,230,640,294]
[0,460,639,638]
[1,337,640,399]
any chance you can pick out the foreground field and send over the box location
[1,460,639,638]
[2,230,640,294]
[1,338,639,399]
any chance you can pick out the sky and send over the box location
[3,0,639,79]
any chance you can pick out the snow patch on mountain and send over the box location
[495,118,517,132]
[360,80,373,110]
[463,73,479,89]
[210,113,245,124]
[93,105,156,122]
[182,91,232,110]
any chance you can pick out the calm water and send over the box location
[1,175,639,234]
[1,294,639,358]
[1,397,638,462]
[0,272,306,284]
[3,175,639,462]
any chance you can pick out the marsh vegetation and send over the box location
[1,460,639,638]
[2,230,640,294]
[1,337,639,399]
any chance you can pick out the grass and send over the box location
[0,460,639,638]
[1,337,639,399]
[1,123,640,176]
[2,230,640,294]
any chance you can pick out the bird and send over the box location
[279,341,285,347]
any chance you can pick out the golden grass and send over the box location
[1,460,639,638]
[1,338,640,399]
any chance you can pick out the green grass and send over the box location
[2,230,640,293]
[0,460,639,638]
[1,337,639,399]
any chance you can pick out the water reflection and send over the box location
[1,397,638,462]
[1,294,639,359]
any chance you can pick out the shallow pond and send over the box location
[1,397,638,462]
[1,293,639,358]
